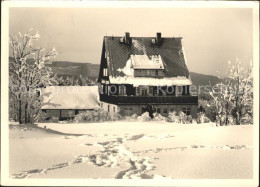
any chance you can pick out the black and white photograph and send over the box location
[1,1,259,186]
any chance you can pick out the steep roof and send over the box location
[41,86,100,110]
[104,35,190,78]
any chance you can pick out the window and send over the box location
[183,107,191,116]
[108,105,110,112]
[61,110,75,118]
[155,70,158,76]
[149,87,153,95]
[119,85,126,95]
[113,106,115,113]
[141,70,145,76]
[176,86,182,96]
[103,68,108,76]
[135,87,139,95]
[140,86,147,96]
[163,108,168,113]
[157,108,161,113]
[182,86,189,95]
[109,85,117,95]
[124,107,133,116]
[154,87,158,95]
[135,70,141,76]
[46,110,60,118]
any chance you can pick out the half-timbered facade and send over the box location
[98,32,198,118]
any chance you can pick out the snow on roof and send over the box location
[131,55,164,70]
[117,58,134,76]
[117,55,164,76]
[41,86,100,110]
[109,76,192,87]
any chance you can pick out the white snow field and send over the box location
[9,121,253,179]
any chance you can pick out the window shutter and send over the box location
[136,87,139,95]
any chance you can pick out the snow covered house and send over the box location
[98,32,198,118]
[41,86,100,120]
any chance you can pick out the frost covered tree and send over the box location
[227,59,253,124]
[210,82,233,126]
[210,59,253,125]
[9,29,57,124]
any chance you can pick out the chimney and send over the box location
[124,32,130,44]
[156,32,161,44]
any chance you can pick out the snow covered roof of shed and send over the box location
[104,34,190,78]
[41,86,100,110]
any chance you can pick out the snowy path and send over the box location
[10,122,254,179]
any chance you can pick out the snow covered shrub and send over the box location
[192,119,197,124]
[74,109,122,123]
[131,114,138,119]
[178,112,188,124]
[81,111,94,122]
[38,111,48,122]
[198,99,208,113]
[241,113,253,124]
[153,113,167,121]
[197,112,211,124]
[74,112,86,123]
[187,115,193,123]
[49,117,59,123]
[168,111,180,123]
[137,112,151,121]
[205,101,217,122]
[198,99,217,122]
[168,111,192,124]
[98,109,111,122]
[227,115,235,125]
[108,112,122,121]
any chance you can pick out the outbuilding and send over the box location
[41,86,100,120]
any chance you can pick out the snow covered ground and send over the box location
[9,121,253,179]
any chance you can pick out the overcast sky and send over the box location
[9,8,253,76]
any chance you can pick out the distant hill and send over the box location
[189,72,222,88]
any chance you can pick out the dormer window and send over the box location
[103,68,108,76]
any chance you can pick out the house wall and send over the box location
[42,109,95,121]
[100,102,119,114]
[100,102,197,118]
